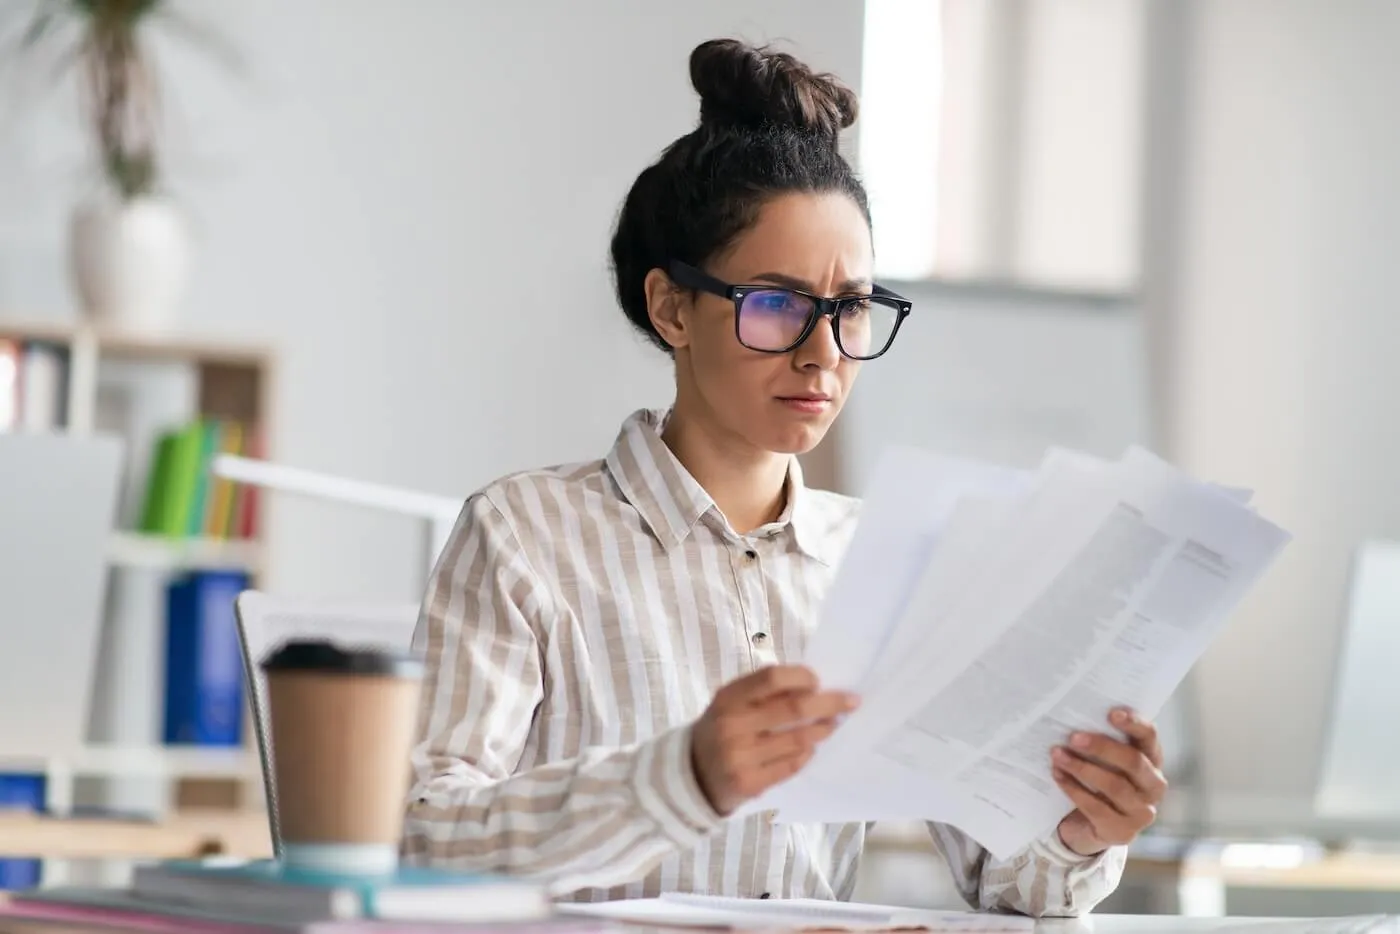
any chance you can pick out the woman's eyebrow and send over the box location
[749,271,874,292]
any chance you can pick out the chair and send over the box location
[232,590,422,857]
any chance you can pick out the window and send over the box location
[860,0,943,280]
[859,0,1145,294]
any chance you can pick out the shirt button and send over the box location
[752,632,769,647]
[744,549,758,561]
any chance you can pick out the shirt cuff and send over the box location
[1032,828,1110,867]
[630,722,725,847]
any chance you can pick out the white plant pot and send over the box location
[69,194,190,334]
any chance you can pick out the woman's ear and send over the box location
[644,268,690,350]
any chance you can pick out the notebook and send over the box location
[1,890,608,934]
[129,858,551,923]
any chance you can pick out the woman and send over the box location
[401,38,1166,916]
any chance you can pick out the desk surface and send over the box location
[1039,916,1396,934]
[0,808,271,860]
[0,911,1394,934]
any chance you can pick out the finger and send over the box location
[1052,747,1137,815]
[734,746,819,800]
[1053,768,1131,842]
[1055,765,1156,842]
[1054,748,1162,829]
[717,719,840,781]
[743,689,860,734]
[707,710,841,772]
[716,665,819,707]
[1064,732,1167,801]
[1111,708,1164,769]
[752,717,841,766]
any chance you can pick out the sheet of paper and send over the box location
[757,443,1289,858]
[854,492,1027,703]
[558,895,1035,931]
[823,450,1113,763]
[744,755,961,825]
[817,446,1291,858]
[747,450,1030,822]
[800,446,1031,692]
[756,449,1086,820]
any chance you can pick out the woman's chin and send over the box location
[759,420,833,456]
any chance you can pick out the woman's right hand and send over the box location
[690,664,859,816]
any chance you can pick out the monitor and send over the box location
[0,431,124,761]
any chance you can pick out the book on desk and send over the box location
[1,857,563,931]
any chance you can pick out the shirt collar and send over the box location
[604,408,835,565]
[783,456,841,567]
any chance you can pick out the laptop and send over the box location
[0,431,124,762]
[1315,539,1400,826]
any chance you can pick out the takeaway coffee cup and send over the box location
[261,639,424,875]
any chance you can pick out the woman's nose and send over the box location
[793,315,842,370]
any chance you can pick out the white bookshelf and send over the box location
[107,530,263,575]
[0,745,263,785]
[1,316,276,882]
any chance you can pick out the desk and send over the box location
[1039,916,1398,933]
[1125,847,1400,917]
[862,825,1400,918]
[0,809,271,860]
[1184,852,1400,893]
[0,910,1394,934]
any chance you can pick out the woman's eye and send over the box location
[754,292,802,313]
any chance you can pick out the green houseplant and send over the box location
[16,0,234,332]
[23,0,164,199]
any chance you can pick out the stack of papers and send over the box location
[747,444,1292,859]
[562,893,1034,931]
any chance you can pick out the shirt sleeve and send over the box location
[400,490,725,894]
[925,821,1127,917]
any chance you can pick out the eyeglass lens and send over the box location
[737,289,900,358]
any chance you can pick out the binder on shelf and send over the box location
[163,570,250,747]
[0,774,45,890]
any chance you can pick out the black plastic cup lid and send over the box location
[260,639,423,678]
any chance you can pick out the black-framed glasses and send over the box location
[668,260,911,361]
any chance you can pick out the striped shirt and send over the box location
[401,407,1126,915]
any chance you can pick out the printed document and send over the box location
[751,444,1291,860]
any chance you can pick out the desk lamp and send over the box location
[209,454,463,587]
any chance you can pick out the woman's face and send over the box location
[650,190,874,456]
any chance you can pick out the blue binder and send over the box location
[0,774,45,889]
[163,570,249,746]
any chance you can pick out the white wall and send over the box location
[1012,0,1144,293]
[837,284,1148,490]
[0,0,866,604]
[1144,0,1400,819]
[924,0,1144,292]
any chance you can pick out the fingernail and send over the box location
[1112,709,1131,724]
[1053,748,1071,764]
[843,693,861,709]
[1071,732,1092,749]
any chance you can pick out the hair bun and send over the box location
[689,38,858,139]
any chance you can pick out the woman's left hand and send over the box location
[1052,707,1166,857]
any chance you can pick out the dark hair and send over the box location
[609,38,872,353]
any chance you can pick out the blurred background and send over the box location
[1,0,1398,921]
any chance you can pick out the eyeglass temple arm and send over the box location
[667,260,734,297]
[872,283,909,304]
